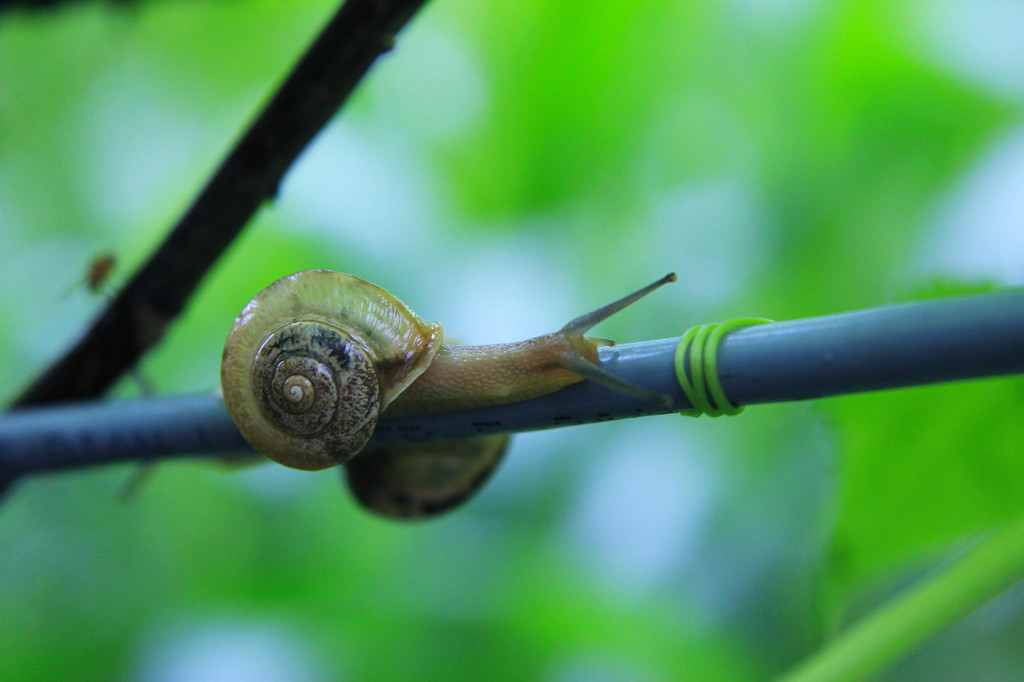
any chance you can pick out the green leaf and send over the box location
[824,375,1024,613]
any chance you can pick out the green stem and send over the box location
[778,514,1024,682]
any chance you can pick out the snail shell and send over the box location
[344,434,510,519]
[220,270,442,471]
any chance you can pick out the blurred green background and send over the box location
[2,0,1024,679]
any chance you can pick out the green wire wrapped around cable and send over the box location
[675,318,774,417]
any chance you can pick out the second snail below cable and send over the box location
[220,269,676,472]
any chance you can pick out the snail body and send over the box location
[385,331,602,416]
[221,270,676,505]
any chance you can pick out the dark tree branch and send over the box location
[11,0,430,407]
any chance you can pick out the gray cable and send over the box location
[2,289,1022,474]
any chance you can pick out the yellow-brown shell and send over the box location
[220,270,442,471]
[344,435,509,518]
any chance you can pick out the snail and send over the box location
[344,434,511,518]
[221,269,675,514]
[221,270,440,472]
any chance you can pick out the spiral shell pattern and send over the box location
[221,270,442,471]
